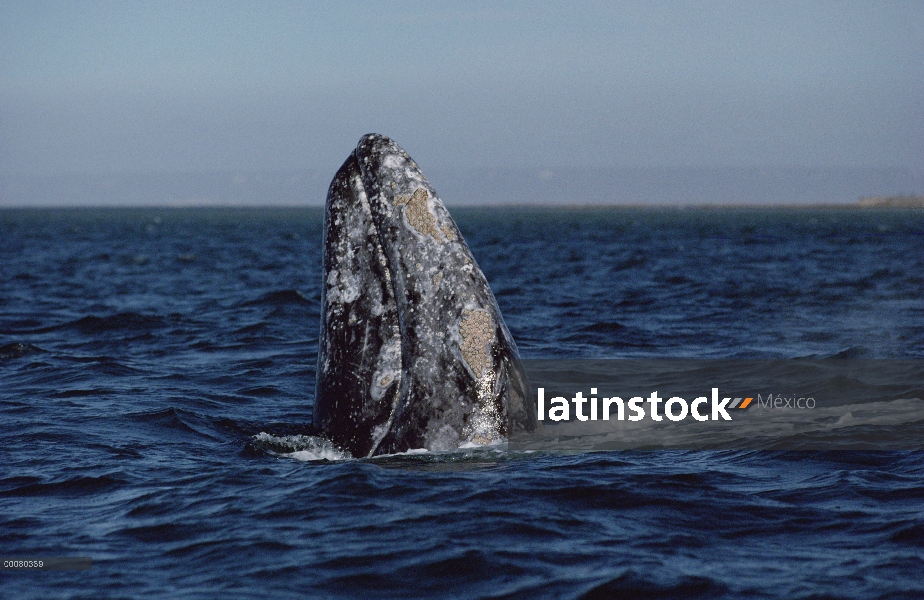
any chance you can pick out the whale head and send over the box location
[314,134,537,457]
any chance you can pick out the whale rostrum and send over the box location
[314,134,537,457]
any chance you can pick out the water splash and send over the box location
[252,432,353,461]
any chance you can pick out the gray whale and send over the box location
[314,134,536,457]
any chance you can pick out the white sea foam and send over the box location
[458,440,507,451]
[253,432,353,461]
[253,432,512,462]
[371,447,430,458]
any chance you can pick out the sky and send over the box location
[1,1,922,204]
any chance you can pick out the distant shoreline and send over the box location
[856,195,924,208]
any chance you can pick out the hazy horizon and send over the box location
[4,166,922,208]
[2,2,922,206]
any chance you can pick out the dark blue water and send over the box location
[2,207,923,599]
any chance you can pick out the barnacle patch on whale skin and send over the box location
[394,188,443,240]
[458,309,494,378]
[441,225,457,241]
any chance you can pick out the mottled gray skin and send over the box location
[314,153,402,458]
[314,134,536,457]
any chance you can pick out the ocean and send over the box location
[2,206,923,598]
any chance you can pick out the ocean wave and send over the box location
[0,342,44,359]
[242,289,314,308]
